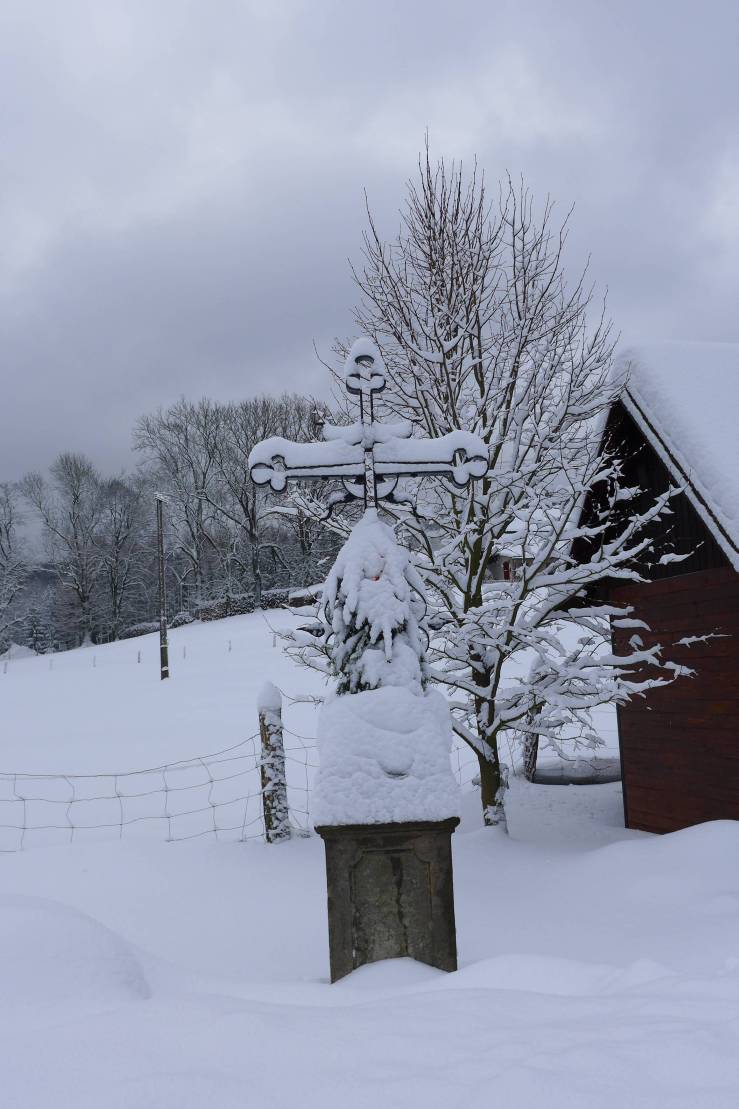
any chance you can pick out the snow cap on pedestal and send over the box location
[313,686,460,826]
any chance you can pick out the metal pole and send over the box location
[360,382,377,510]
[156,494,170,680]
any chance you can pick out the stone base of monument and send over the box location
[315,818,460,983]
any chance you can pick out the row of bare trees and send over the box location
[2,393,334,652]
[19,456,150,645]
[134,394,328,608]
[0,483,27,647]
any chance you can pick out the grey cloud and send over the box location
[2,0,738,479]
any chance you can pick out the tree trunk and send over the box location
[79,591,94,644]
[472,666,508,830]
[476,739,508,831]
[251,542,262,608]
[523,730,540,782]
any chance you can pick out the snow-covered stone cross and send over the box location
[249,338,486,981]
[248,338,488,512]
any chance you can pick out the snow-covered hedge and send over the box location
[192,588,296,622]
[170,610,194,629]
[192,593,256,622]
[288,584,322,608]
[261,587,290,608]
[119,621,159,640]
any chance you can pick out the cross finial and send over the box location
[345,338,386,413]
[344,338,388,507]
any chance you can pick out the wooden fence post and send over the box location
[257,682,291,843]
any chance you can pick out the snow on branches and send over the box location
[345,151,696,824]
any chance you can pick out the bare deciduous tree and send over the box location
[134,399,222,608]
[136,393,329,609]
[21,453,103,644]
[346,152,689,825]
[204,394,327,605]
[95,475,148,640]
[0,483,27,649]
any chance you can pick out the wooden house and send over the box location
[595,342,739,834]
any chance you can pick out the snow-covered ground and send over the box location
[0,608,618,775]
[1,615,737,1107]
[0,611,321,772]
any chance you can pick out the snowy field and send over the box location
[0,611,322,772]
[1,615,738,1107]
[0,608,617,774]
[0,613,329,851]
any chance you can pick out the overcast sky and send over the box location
[2,0,738,480]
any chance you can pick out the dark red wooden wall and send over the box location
[610,567,739,833]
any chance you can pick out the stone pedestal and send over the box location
[314,818,460,982]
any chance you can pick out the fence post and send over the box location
[257,682,290,843]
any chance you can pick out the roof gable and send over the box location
[618,342,739,571]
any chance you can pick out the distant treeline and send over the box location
[1,393,338,652]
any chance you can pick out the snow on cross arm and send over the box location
[248,436,363,488]
[248,334,488,502]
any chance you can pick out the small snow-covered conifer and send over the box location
[322,509,427,696]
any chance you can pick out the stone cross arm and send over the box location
[248,428,488,494]
[248,337,488,509]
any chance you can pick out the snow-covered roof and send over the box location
[618,341,739,571]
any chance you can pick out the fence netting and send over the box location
[0,723,477,852]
